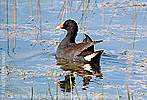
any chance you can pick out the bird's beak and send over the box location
[56,22,64,29]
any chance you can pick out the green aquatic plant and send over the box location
[102,80,104,100]
[85,91,88,100]
[121,0,140,50]
[48,71,54,100]
[116,85,120,100]
[56,84,58,100]
[75,89,80,100]
[133,0,137,49]
[63,87,67,100]
[127,84,130,100]
[45,88,48,100]
[31,84,33,100]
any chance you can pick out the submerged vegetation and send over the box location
[0,0,147,100]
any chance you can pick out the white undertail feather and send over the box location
[82,64,93,73]
[84,52,97,61]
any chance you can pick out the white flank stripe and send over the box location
[84,53,97,61]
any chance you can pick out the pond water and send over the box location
[0,0,147,100]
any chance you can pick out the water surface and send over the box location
[0,0,147,100]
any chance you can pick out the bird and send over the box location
[56,19,103,63]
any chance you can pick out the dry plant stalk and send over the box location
[13,0,17,55]
[30,0,33,19]
[32,0,40,48]
[80,0,90,41]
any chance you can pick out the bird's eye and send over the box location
[65,22,69,26]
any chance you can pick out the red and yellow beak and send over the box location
[56,22,65,29]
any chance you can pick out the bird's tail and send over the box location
[84,50,104,63]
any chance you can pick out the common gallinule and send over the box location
[56,19,103,63]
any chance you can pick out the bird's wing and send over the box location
[63,40,103,58]
[83,34,93,43]
[81,34,94,55]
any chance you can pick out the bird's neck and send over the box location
[60,30,77,46]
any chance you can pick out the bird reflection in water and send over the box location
[56,56,103,92]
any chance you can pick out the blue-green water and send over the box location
[0,0,147,100]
